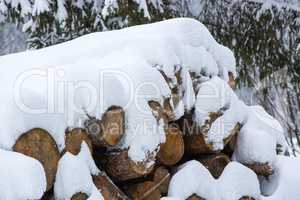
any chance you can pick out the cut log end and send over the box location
[158,124,184,166]
[85,106,125,147]
[64,128,92,155]
[187,195,204,200]
[13,128,60,191]
[106,150,154,181]
[71,193,89,200]
[198,154,230,178]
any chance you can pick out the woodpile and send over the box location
[10,72,268,200]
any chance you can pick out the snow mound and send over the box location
[0,18,236,163]
[261,156,300,200]
[0,149,46,200]
[54,142,103,200]
[168,160,217,200]
[165,160,260,200]
[218,162,261,200]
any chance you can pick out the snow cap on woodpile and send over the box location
[0,18,236,164]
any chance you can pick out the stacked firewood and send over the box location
[12,73,273,200]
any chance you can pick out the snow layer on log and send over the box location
[0,149,46,200]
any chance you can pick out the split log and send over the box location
[198,154,230,178]
[127,181,161,200]
[157,124,184,166]
[152,166,171,195]
[187,195,204,200]
[93,173,130,200]
[71,193,89,200]
[106,150,155,181]
[245,163,274,177]
[64,128,92,155]
[13,128,60,191]
[183,112,222,155]
[85,106,124,147]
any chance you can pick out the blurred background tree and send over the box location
[0,0,299,154]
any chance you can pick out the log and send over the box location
[183,112,221,155]
[245,163,274,177]
[85,106,125,147]
[64,128,92,155]
[93,173,130,200]
[157,124,184,166]
[71,193,89,200]
[198,154,230,178]
[106,150,155,181]
[127,181,161,200]
[152,166,171,195]
[187,195,204,200]
[13,128,60,191]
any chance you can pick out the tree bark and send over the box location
[13,128,60,191]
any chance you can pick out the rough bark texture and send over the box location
[85,106,125,147]
[13,128,60,191]
[71,193,89,200]
[245,163,274,177]
[64,128,92,155]
[152,166,171,195]
[127,181,161,200]
[148,99,174,123]
[157,124,184,166]
[198,154,230,178]
[106,150,155,181]
[93,174,130,200]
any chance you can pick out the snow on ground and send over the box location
[0,18,236,163]
[0,149,46,200]
[54,142,103,200]
[164,160,260,200]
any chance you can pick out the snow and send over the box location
[54,142,103,200]
[0,149,46,200]
[218,162,261,200]
[261,156,300,200]
[0,18,236,163]
[165,160,260,200]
